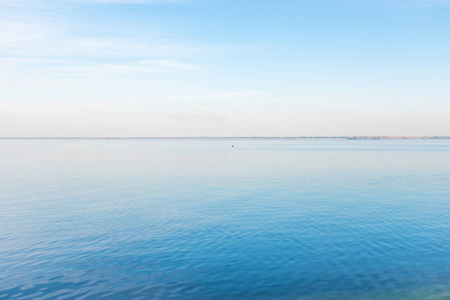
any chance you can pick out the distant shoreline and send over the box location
[1,136,450,140]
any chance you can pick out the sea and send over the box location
[0,139,449,299]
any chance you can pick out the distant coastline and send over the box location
[1,136,450,140]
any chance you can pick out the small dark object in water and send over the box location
[232,145,234,147]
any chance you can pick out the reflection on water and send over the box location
[0,140,449,299]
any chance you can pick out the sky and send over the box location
[1,0,450,137]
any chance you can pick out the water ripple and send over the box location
[1,140,449,299]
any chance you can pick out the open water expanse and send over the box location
[0,140,449,299]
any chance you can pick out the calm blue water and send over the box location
[0,140,449,299]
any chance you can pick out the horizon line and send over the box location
[1,136,450,140]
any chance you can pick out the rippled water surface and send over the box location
[1,140,449,299]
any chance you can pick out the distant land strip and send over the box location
[1,136,450,140]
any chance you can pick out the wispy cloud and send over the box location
[0,20,50,47]
[213,91,265,98]
[64,59,197,74]
[394,0,450,8]
[423,0,450,4]
[0,57,199,91]
[0,21,201,58]
[0,57,68,65]
[0,0,216,95]
[0,0,42,7]
[0,0,186,5]
[141,59,198,70]
[72,0,189,3]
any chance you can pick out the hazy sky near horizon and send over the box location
[1,0,450,136]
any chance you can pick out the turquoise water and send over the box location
[0,140,449,299]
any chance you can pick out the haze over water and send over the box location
[0,140,449,299]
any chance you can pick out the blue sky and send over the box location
[1,0,449,136]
